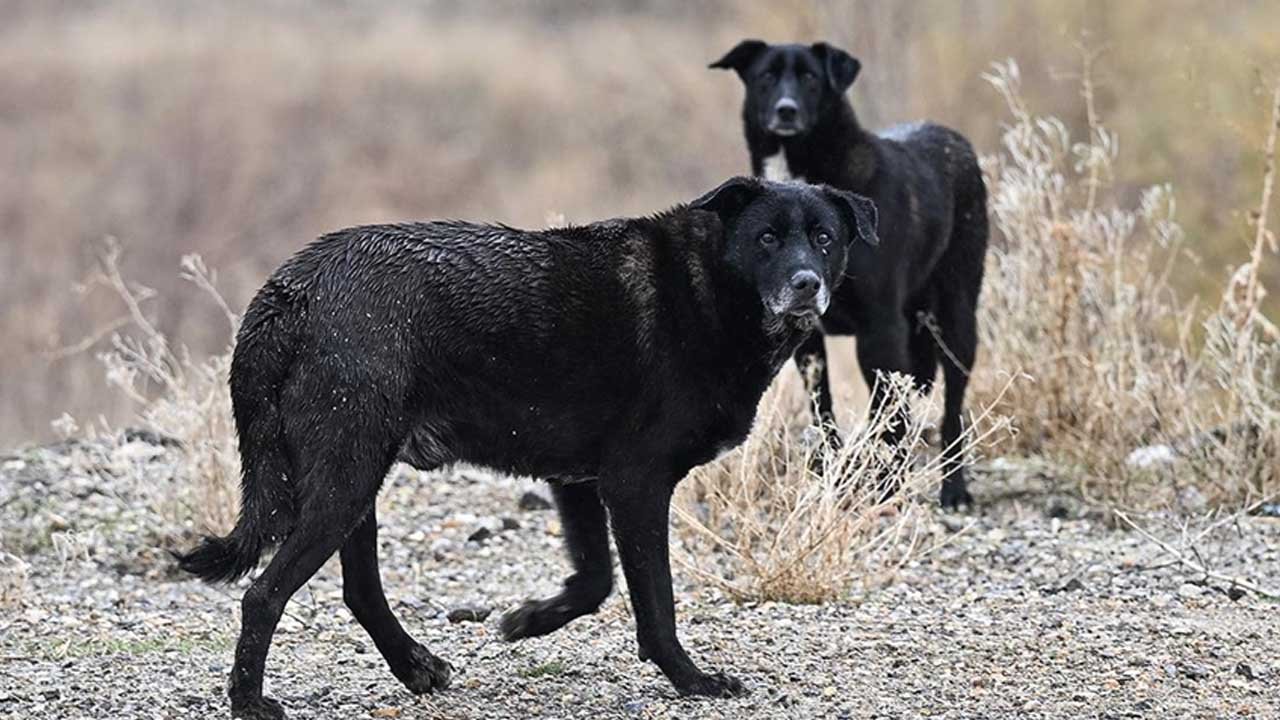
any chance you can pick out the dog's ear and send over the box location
[709,39,769,80]
[811,42,861,94]
[821,186,878,246]
[691,176,764,221]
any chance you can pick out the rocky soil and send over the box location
[1,438,1277,719]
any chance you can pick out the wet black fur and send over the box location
[175,178,877,719]
[711,40,990,508]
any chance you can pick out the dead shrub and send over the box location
[970,60,1279,507]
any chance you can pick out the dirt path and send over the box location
[1,441,1277,719]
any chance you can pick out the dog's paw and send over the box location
[499,600,544,641]
[395,644,452,695]
[500,597,577,641]
[231,696,286,720]
[675,671,749,699]
[939,480,974,510]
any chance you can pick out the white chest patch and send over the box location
[762,151,803,183]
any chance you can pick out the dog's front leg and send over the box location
[855,315,915,497]
[599,471,747,698]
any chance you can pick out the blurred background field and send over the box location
[2,0,1278,444]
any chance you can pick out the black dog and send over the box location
[176,177,877,719]
[711,39,989,508]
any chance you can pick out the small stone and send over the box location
[518,491,553,511]
[1235,662,1257,680]
[447,606,492,624]
[467,527,492,543]
[501,517,521,531]
[1039,577,1084,595]
[371,708,401,718]
[1177,583,1202,599]
[1178,662,1210,680]
[623,699,647,714]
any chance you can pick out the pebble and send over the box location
[446,606,492,623]
[1178,662,1211,680]
[518,491,553,511]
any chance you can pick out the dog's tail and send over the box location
[174,283,300,584]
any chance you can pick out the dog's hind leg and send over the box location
[500,482,613,640]
[342,507,451,694]
[228,427,402,719]
[229,509,354,720]
[934,182,988,509]
[934,284,978,509]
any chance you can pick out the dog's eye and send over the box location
[759,73,776,86]
[800,71,817,84]
[759,232,778,247]
[814,231,832,247]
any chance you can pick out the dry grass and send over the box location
[970,60,1279,508]
[80,240,242,537]
[673,368,1011,604]
[0,547,29,607]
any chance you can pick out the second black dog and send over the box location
[711,39,989,508]
[176,177,878,719]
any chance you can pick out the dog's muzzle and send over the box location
[767,98,804,136]
[767,270,830,318]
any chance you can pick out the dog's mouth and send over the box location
[767,121,805,137]
[767,288,830,320]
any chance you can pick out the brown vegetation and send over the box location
[4,0,1279,443]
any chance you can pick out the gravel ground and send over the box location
[1,439,1278,720]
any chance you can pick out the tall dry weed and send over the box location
[83,240,241,536]
[971,60,1279,507]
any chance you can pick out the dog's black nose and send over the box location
[775,100,798,122]
[790,270,821,297]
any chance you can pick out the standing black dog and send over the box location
[176,177,878,719]
[711,39,989,508]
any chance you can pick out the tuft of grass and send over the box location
[75,239,242,538]
[674,368,1011,604]
[0,548,29,607]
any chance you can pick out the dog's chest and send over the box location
[762,151,804,183]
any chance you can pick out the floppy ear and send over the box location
[691,176,764,221]
[822,186,879,246]
[811,42,861,94]
[709,39,769,80]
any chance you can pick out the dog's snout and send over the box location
[774,98,798,122]
[790,270,821,297]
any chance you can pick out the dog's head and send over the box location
[709,40,860,139]
[692,177,877,328]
